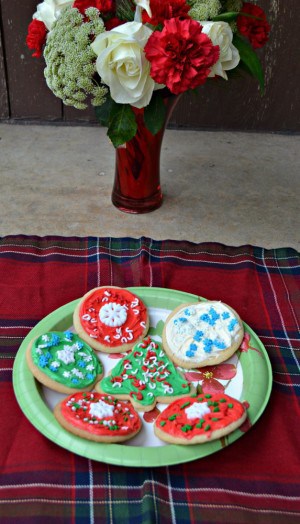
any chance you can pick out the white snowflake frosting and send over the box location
[99,302,128,327]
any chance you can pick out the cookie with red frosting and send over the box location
[73,286,149,353]
[54,392,142,443]
[154,393,247,445]
[95,336,196,412]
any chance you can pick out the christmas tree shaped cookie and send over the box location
[95,336,195,411]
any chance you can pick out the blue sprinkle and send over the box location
[77,342,84,350]
[222,312,230,320]
[78,360,86,368]
[193,330,204,342]
[86,373,94,380]
[186,350,194,357]
[49,365,58,372]
[228,319,238,332]
[214,340,227,350]
[184,308,191,316]
[189,343,197,352]
[64,331,73,340]
[209,307,220,325]
[45,352,52,360]
[200,313,210,323]
[178,317,188,323]
[39,355,49,368]
[51,334,60,346]
[71,378,79,384]
[203,338,213,353]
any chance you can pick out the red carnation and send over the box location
[26,19,47,58]
[237,2,270,49]
[104,17,124,30]
[144,17,219,95]
[73,0,115,16]
[142,0,190,26]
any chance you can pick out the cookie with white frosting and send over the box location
[162,301,244,369]
[73,286,149,353]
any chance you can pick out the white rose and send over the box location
[91,22,155,109]
[33,0,73,31]
[201,21,240,80]
[134,0,152,18]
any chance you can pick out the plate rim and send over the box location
[13,286,273,467]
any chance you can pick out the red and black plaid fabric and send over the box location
[0,235,299,523]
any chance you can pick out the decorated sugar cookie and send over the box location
[96,336,195,411]
[162,301,244,369]
[73,286,149,353]
[54,392,142,443]
[26,331,103,394]
[154,393,247,445]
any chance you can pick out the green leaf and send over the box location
[233,34,265,93]
[144,93,167,135]
[212,11,238,22]
[107,104,137,148]
[94,96,117,127]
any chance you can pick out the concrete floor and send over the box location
[0,123,299,250]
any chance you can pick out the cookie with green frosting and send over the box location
[95,336,195,411]
[26,331,103,394]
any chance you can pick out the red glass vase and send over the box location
[111,95,179,214]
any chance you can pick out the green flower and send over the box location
[188,0,222,21]
[44,7,107,109]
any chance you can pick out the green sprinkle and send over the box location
[195,419,205,429]
[205,394,212,399]
[204,424,211,431]
[212,417,219,421]
[109,425,120,431]
[213,407,220,412]
[181,424,193,432]
[228,403,234,408]
[180,401,191,409]
[160,421,167,427]
[168,414,178,421]
[219,398,227,403]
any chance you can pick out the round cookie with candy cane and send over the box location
[162,301,244,369]
[95,336,195,412]
[73,286,149,353]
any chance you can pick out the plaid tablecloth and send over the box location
[0,236,299,523]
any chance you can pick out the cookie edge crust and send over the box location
[53,400,142,443]
[73,286,149,353]
[162,301,244,369]
[26,338,103,395]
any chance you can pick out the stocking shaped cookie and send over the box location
[96,336,195,411]
[154,393,247,445]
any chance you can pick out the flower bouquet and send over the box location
[27,0,270,212]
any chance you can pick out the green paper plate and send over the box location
[13,287,272,467]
